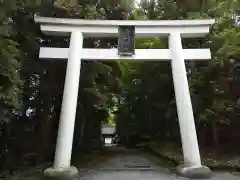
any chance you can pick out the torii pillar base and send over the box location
[44,166,78,180]
[177,164,212,179]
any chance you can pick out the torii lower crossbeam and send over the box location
[39,48,211,60]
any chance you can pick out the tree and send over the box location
[118,0,240,149]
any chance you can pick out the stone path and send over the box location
[76,148,240,180]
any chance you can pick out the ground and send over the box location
[76,147,240,180]
[4,147,240,180]
[146,142,240,170]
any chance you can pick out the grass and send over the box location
[147,141,240,171]
[0,148,104,180]
[0,163,50,180]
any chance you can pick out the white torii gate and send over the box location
[35,16,215,179]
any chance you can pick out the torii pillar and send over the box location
[35,16,215,179]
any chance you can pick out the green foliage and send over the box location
[117,0,240,145]
[0,0,129,170]
[0,4,21,123]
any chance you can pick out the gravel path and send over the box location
[76,147,240,180]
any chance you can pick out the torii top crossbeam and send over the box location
[35,16,214,37]
[35,16,215,61]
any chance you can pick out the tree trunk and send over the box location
[79,116,86,147]
[36,99,52,164]
[211,120,219,147]
[36,67,56,164]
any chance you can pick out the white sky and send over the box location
[134,0,141,7]
[135,0,141,4]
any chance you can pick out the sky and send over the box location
[135,0,141,4]
[134,0,141,7]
